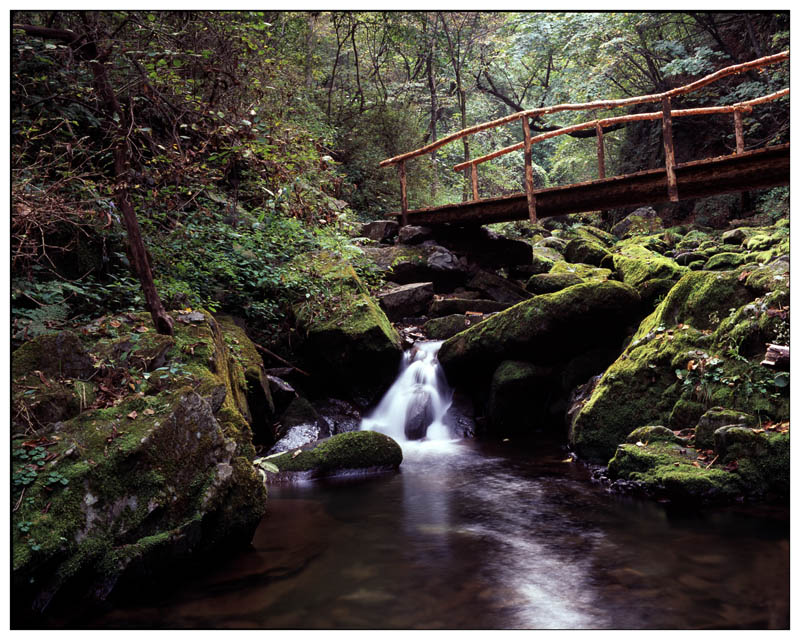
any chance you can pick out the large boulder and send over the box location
[564,237,612,267]
[361,244,469,291]
[568,269,788,464]
[467,269,532,304]
[259,430,403,481]
[293,252,402,396]
[378,282,434,320]
[438,280,641,388]
[11,311,267,618]
[361,220,399,243]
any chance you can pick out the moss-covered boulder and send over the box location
[564,237,612,267]
[613,244,685,290]
[439,280,640,387]
[704,252,750,270]
[607,441,744,502]
[293,252,402,395]
[695,407,755,450]
[549,260,613,281]
[525,272,584,295]
[625,425,683,444]
[424,314,474,340]
[11,311,267,618]
[259,430,402,481]
[569,267,789,465]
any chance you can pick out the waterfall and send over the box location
[361,341,454,442]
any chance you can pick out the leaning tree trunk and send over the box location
[15,22,173,335]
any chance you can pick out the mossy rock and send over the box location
[573,224,617,247]
[424,314,473,340]
[568,322,704,463]
[11,310,268,617]
[714,427,789,498]
[263,430,402,479]
[613,244,686,290]
[625,425,682,444]
[703,252,749,270]
[668,398,706,430]
[564,237,612,267]
[529,251,556,275]
[293,253,402,392]
[439,280,640,388]
[12,330,95,380]
[549,260,612,282]
[525,272,584,295]
[695,407,754,450]
[607,441,744,502]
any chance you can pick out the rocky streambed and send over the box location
[11,206,790,626]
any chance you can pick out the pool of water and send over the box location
[85,436,789,629]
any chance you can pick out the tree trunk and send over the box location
[15,21,173,335]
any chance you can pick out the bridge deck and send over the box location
[391,144,789,226]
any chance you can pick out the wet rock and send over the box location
[443,390,476,438]
[361,220,399,243]
[378,282,434,321]
[488,360,556,438]
[435,226,531,269]
[398,225,433,245]
[267,375,298,416]
[467,269,531,304]
[263,430,403,481]
[362,244,468,291]
[315,398,362,435]
[404,387,435,440]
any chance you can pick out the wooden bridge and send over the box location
[380,51,789,227]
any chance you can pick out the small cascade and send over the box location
[361,341,454,442]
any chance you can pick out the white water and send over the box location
[361,341,454,442]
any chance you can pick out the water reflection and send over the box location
[83,438,789,629]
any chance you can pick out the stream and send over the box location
[83,342,789,629]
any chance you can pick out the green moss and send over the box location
[525,272,584,295]
[613,244,685,289]
[625,425,682,444]
[668,398,706,430]
[704,252,748,270]
[549,260,612,281]
[564,237,612,267]
[439,280,640,387]
[608,441,743,502]
[269,430,402,474]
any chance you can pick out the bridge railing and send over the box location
[380,50,789,225]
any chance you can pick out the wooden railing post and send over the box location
[398,159,408,226]
[661,97,679,202]
[595,122,606,179]
[521,115,537,223]
[470,162,480,201]
[734,108,745,154]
